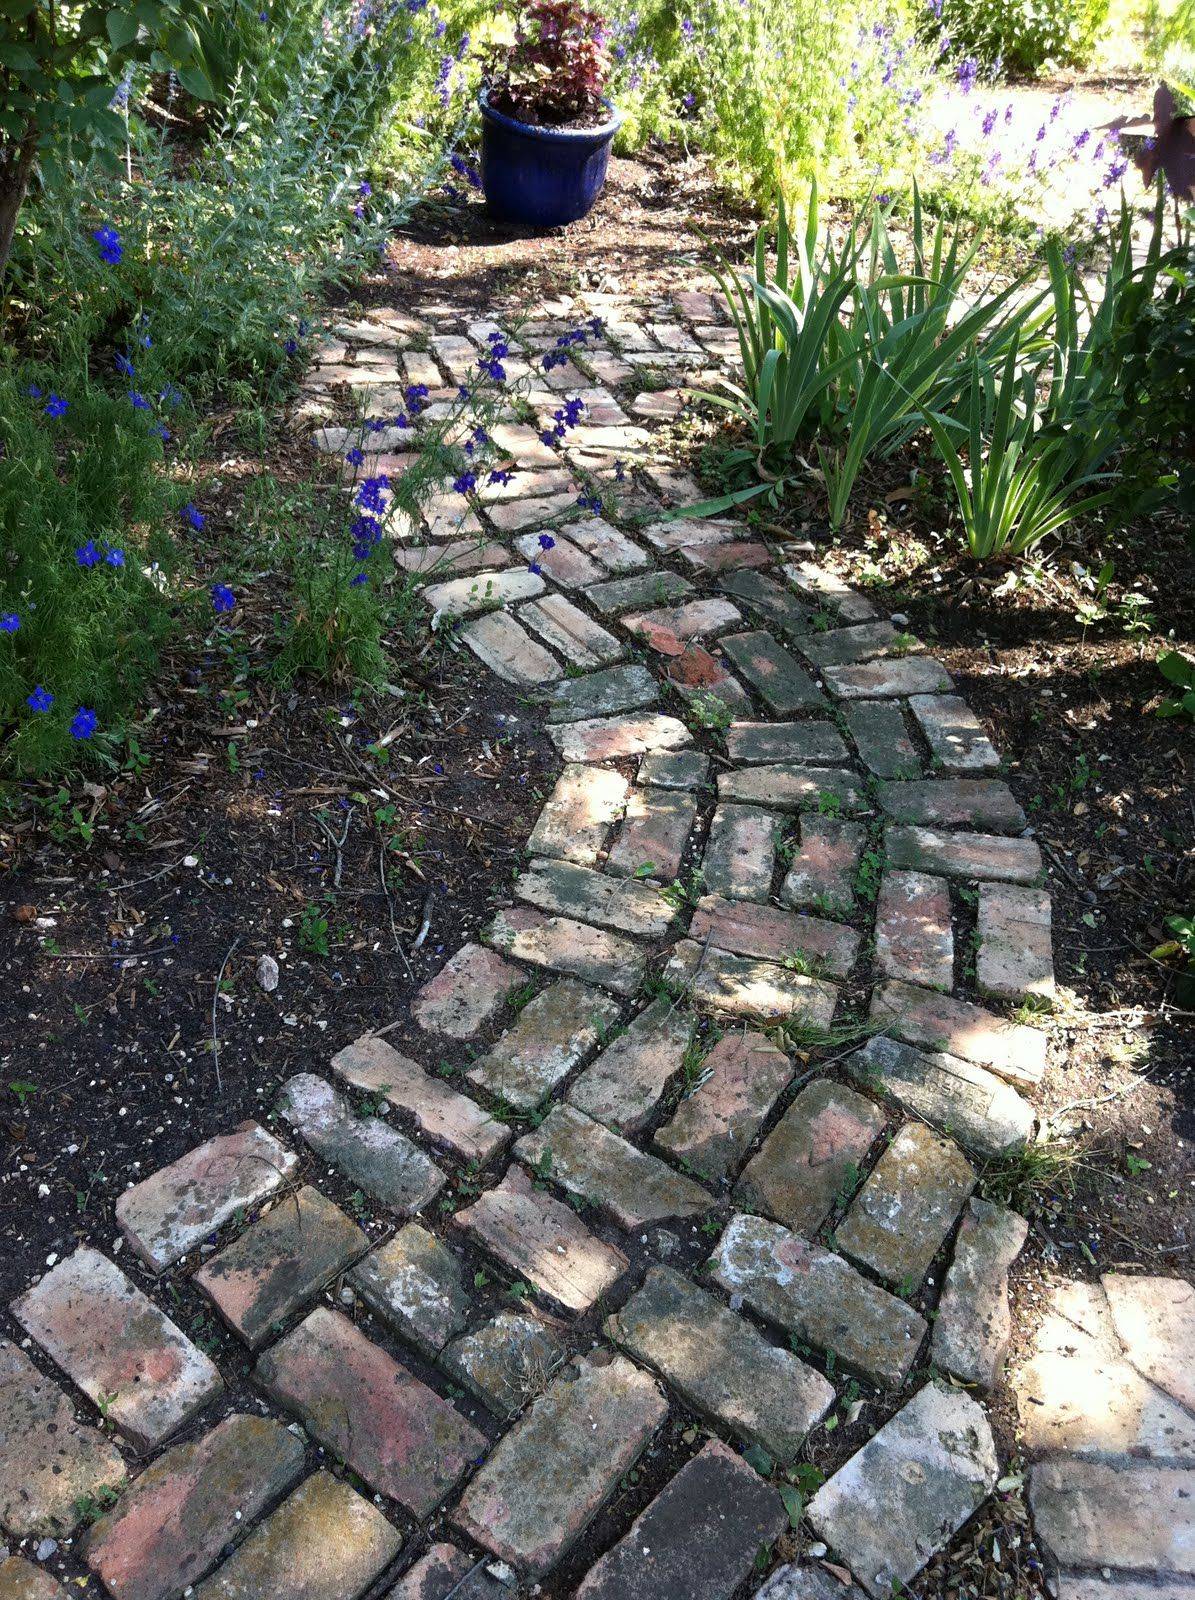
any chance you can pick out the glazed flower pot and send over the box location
[479,88,623,227]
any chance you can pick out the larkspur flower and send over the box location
[115,353,135,378]
[527,559,542,576]
[105,548,126,567]
[356,474,390,514]
[70,707,97,740]
[182,503,205,531]
[956,57,978,93]
[26,685,53,713]
[0,612,18,633]
[151,424,170,443]
[26,384,41,400]
[211,584,236,614]
[93,225,122,265]
[76,541,100,568]
[614,460,626,482]
[350,572,369,586]
[452,470,477,495]
[44,394,68,419]
[488,468,514,486]
[128,391,151,410]
[285,337,299,356]
[577,493,602,512]
[359,180,373,197]
[538,533,556,550]
[346,447,365,466]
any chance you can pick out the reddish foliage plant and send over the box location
[487,2,611,126]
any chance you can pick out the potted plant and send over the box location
[480,1,622,228]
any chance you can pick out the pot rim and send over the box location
[479,86,623,142]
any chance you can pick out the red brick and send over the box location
[874,869,954,991]
[331,1036,510,1165]
[870,979,1047,1086]
[734,1079,886,1234]
[654,1030,793,1181]
[412,942,522,1038]
[689,893,859,978]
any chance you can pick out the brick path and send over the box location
[2,285,1191,1600]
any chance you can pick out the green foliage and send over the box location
[1151,910,1195,1004]
[931,0,1111,73]
[1155,649,1195,717]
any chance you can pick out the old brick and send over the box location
[412,942,522,1039]
[719,765,865,814]
[781,562,878,623]
[575,1439,787,1600]
[192,1472,401,1600]
[843,699,922,779]
[0,1559,65,1600]
[385,1545,509,1599]
[115,1122,298,1272]
[623,598,742,650]
[977,884,1055,1002]
[460,611,562,687]
[547,664,656,724]
[807,1383,997,1597]
[331,1037,510,1166]
[733,1079,886,1235]
[527,764,628,865]
[484,907,645,995]
[703,804,777,903]
[1103,1273,1195,1414]
[516,1104,711,1228]
[515,856,675,937]
[823,656,952,699]
[870,980,1047,1086]
[195,1185,367,1348]
[565,515,650,573]
[276,1074,445,1212]
[720,631,828,714]
[835,1122,975,1290]
[82,1415,305,1600]
[488,491,582,532]
[909,694,1001,771]
[393,539,512,577]
[638,749,710,790]
[931,1198,1028,1388]
[454,1166,627,1314]
[0,1340,126,1540]
[754,1566,870,1600]
[711,1213,927,1387]
[440,1310,564,1418]
[725,721,849,766]
[640,518,738,554]
[467,977,623,1108]
[519,593,624,669]
[885,824,1042,884]
[1029,1460,1195,1577]
[568,997,694,1134]
[514,531,603,588]
[842,1035,1035,1157]
[874,870,954,991]
[13,1248,222,1452]
[798,621,919,668]
[878,779,1025,833]
[423,567,544,617]
[256,1306,484,1517]
[681,538,772,572]
[655,1030,793,1181]
[780,817,866,916]
[604,786,698,881]
[718,569,815,638]
[664,939,840,1028]
[349,1224,470,1357]
[451,1354,667,1577]
[549,712,692,764]
[689,894,859,978]
[588,569,693,614]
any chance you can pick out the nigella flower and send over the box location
[115,353,135,378]
[211,584,236,614]
[44,394,68,419]
[105,548,126,567]
[70,707,97,740]
[453,470,477,495]
[182,503,205,531]
[128,391,151,410]
[346,447,365,466]
[0,612,18,632]
[538,533,556,550]
[93,226,123,264]
[27,685,53,713]
[76,541,100,568]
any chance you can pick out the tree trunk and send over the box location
[0,122,39,284]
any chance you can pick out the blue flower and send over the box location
[70,707,97,740]
[577,493,602,512]
[350,572,369,586]
[538,533,556,550]
[0,612,18,632]
[346,447,365,465]
[527,559,542,576]
[93,226,123,264]
[452,470,477,495]
[211,583,236,614]
[76,541,100,568]
[128,391,151,410]
[44,394,68,419]
[26,685,53,713]
[356,475,390,513]
[359,180,372,197]
[182,503,205,531]
[105,548,126,567]
[115,353,135,378]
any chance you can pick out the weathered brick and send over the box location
[82,1415,305,1600]
[909,694,1001,771]
[349,1224,470,1357]
[807,1383,997,1597]
[689,894,859,978]
[631,388,684,420]
[780,817,866,916]
[638,749,710,790]
[664,939,840,1028]
[569,997,694,1134]
[870,979,1047,1086]
[115,1122,298,1272]
[518,593,624,668]
[331,1037,510,1166]
[622,598,742,650]
[13,1248,222,1452]
[874,869,954,991]
[484,907,645,995]
[588,569,693,615]
[843,699,922,779]
[0,1559,65,1600]
[885,824,1042,884]
[515,856,675,937]
[654,1030,793,1181]
[547,664,657,724]
[835,1122,975,1290]
[711,1214,927,1387]
[565,515,650,573]
[195,1185,367,1348]
[440,1310,564,1418]
[514,531,604,588]
[799,621,920,667]
[575,1439,787,1600]
[460,611,562,686]
[467,976,622,1108]
[878,778,1025,833]
[454,1166,627,1314]
[276,1074,445,1212]
[393,539,511,576]
[781,562,878,623]
[725,721,849,766]
[256,1306,484,1517]
[702,804,777,903]
[734,1079,886,1235]
[680,537,772,572]
[667,646,753,715]
[0,1339,126,1540]
[451,1353,667,1577]
[549,712,692,764]
[754,1565,870,1600]
[1029,1460,1195,1578]
[640,517,738,554]
[1103,1272,1195,1414]
[718,569,815,638]
[412,942,522,1038]
[423,567,544,617]
[516,1104,711,1228]
[823,656,952,699]
[719,764,865,814]
[192,1471,401,1600]
[386,1544,509,1599]
[842,1035,1035,1157]
[528,764,628,865]
[720,630,828,713]
[977,883,1055,1001]
[488,491,582,532]
[604,786,698,881]
[931,1198,1028,1388]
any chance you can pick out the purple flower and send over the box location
[128,391,151,410]
[27,685,53,713]
[115,353,135,378]
[44,394,68,419]
[538,533,556,550]
[70,707,97,740]
[76,541,100,568]
[356,474,389,513]
[105,548,126,567]
[527,559,542,575]
[576,493,602,512]
[346,447,365,466]
[452,470,477,495]
[93,226,122,265]
[957,57,978,93]
[350,572,369,586]
[182,503,205,531]
[359,180,372,196]
[0,612,18,632]
[211,584,236,614]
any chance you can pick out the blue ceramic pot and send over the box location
[479,89,622,228]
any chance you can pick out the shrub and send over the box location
[930,0,1111,74]
[487,1,611,124]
